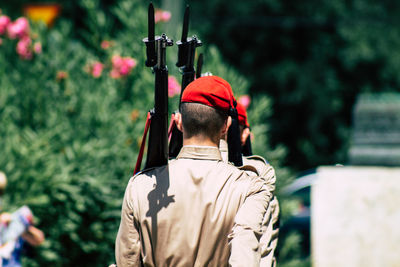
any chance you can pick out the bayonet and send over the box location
[143,3,156,67]
[181,5,189,43]
[148,3,155,42]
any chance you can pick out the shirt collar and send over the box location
[177,146,223,161]
[219,139,228,153]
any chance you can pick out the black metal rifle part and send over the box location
[168,5,202,158]
[143,3,173,169]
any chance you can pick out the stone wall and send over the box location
[312,166,400,267]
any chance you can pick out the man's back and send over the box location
[116,146,268,267]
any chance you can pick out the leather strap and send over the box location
[133,112,152,175]
[168,113,176,141]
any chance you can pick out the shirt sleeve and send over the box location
[242,159,279,266]
[115,180,142,267]
[261,164,276,194]
[243,156,276,196]
[260,196,280,266]
[228,176,269,267]
[252,163,278,266]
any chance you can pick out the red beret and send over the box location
[181,76,233,113]
[236,101,250,128]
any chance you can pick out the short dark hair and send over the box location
[180,103,228,139]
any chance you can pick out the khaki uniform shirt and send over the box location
[219,140,280,267]
[115,146,269,267]
[219,140,275,196]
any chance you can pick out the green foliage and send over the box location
[0,0,287,266]
[188,0,400,170]
[278,232,310,267]
[0,1,155,265]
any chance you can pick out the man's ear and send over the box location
[175,112,183,132]
[227,116,232,131]
[221,116,232,135]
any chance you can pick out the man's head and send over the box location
[176,76,233,145]
[180,103,228,142]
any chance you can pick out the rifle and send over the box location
[227,101,243,166]
[137,3,173,172]
[168,6,202,158]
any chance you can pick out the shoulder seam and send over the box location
[238,165,259,175]
[244,155,269,164]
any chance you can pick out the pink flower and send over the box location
[33,42,42,54]
[168,76,181,97]
[124,58,136,68]
[0,15,11,35]
[7,17,30,39]
[238,95,251,109]
[111,55,123,67]
[16,36,32,60]
[119,58,136,75]
[101,40,113,49]
[56,71,68,81]
[110,55,137,78]
[110,69,121,79]
[155,9,171,23]
[91,61,104,78]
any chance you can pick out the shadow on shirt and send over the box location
[145,165,175,254]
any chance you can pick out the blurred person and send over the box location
[115,76,269,266]
[0,172,45,267]
[219,101,280,267]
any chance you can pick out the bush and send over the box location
[0,1,288,266]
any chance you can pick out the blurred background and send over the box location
[1,0,400,266]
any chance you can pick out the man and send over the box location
[220,102,280,266]
[115,76,269,266]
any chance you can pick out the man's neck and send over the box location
[183,136,219,147]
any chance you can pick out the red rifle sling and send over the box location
[133,112,152,175]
